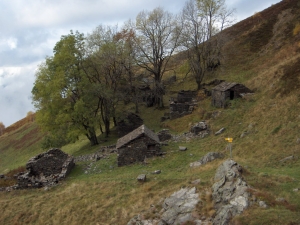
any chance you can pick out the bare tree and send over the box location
[129,7,183,107]
[181,0,235,90]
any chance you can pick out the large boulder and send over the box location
[127,187,202,225]
[212,160,250,225]
[17,148,75,188]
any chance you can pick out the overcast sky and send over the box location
[0,0,281,127]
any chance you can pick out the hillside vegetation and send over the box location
[1,0,300,224]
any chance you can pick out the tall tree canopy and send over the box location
[32,31,100,147]
[129,7,182,107]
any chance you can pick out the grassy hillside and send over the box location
[1,0,300,224]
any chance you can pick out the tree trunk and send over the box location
[86,127,99,146]
[104,118,110,138]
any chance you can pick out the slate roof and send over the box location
[212,82,238,92]
[116,124,160,149]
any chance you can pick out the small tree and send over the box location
[0,122,5,136]
[26,111,35,122]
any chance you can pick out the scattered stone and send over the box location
[137,174,147,182]
[190,152,224,168]
[215,128,225,135]
[212,159,250,225]
[190,121,208,135]
[240,131,248,138]
[152,170,161,174]
[190,162,202,168]
[293,188,299,192]
[275,197,286,203]
[191,179,201,185]
[259,201,268,208]
[280,155,294,162]
[179,146,187,151]
[0,174,5,179]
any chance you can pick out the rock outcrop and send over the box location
[127,187,203,225]
[212,159,250,225]
[17,148,75,188]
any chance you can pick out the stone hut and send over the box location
[116,125,160,167]
[17,148,75,188]
[116,112,143,137]
[211,82,252,108]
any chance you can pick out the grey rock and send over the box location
[212,159,250,225]
[190,121,208,135]
[280,155,294,162]
[179,146,187,151]
[259,201,268,208]
[293,188,299,192]
[191,179,201,185]
[137,174,147,182]
[215,128,225,135]
[152,170,161,174]
[275,197,286,203]
[190,152,224,168]
[240,132,248,138]
[128,187,201,225]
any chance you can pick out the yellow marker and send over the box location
[225,138,233,143]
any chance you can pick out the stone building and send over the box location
[211,82,252,108]
[116,125,160,167]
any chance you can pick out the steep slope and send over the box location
[1,1,300,224]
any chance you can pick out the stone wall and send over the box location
[169,102,196,119]
[117,136,160,167]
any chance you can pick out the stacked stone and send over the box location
[17,148,75,189]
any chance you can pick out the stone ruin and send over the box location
[17,148,75,189]
[167,90,198,120]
